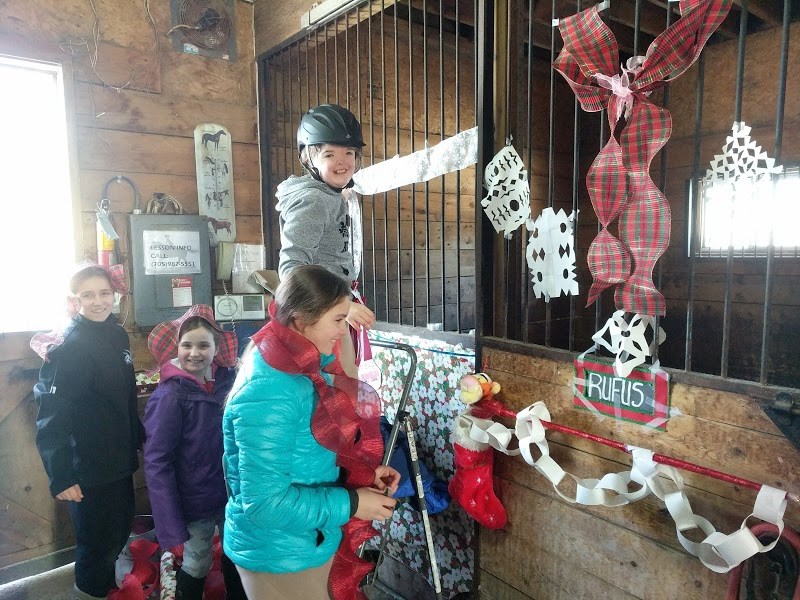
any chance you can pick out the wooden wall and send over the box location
[254,0,306,56]
[0,0,258,568]
[478,344,800,600]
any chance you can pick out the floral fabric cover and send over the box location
[365,331,476,598]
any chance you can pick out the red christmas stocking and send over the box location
[449,420,507,529]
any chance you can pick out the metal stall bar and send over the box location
[345,10,351,106]
[281,49,290,191]
[720,0,749,378]
[335,16,340,105]
[440,0,446,331]
[685,52,706,373]
[654,3,674,365]
[258,54,275,264]
[315,29,321,105]
[595,62,606,337]
[367,3,377,313]
[381,1,390,325]
[569,0,582,352]
[544,0,557,347]
[288,45,295,184]
[393,4,402,325]
[523,0,534,344]
[409,6,418,326]
[496,0,510,340]
[423,0,432,327]
[455,0,463,333]
[759,0,791,384]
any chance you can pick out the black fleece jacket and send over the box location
[33,314,143,496]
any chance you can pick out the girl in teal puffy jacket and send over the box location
[222,265,399,600]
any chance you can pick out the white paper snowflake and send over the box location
[706,121,783,183]
[591,310,666,377]
[481,144,531,238]
[525,208,579,301]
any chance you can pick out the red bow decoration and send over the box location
[252,302,383,600]
[107,538,160,600]
[553,0,732,316]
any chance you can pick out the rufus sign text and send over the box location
[573,356,670,429]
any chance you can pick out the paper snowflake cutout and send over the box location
[481,144,531,238]
[525,208,579,301]
[592,310,665,377]
[706,122,783,183]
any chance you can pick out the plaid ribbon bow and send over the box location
[554,0,731,316]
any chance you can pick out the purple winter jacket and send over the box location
[143,361,235,550]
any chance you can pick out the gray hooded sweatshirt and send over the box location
[275,174,355,284]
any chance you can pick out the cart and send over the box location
[361,339,443,600]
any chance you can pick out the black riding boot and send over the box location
[221,552,247,600]
[175,568,206,600]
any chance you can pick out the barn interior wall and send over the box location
[477,345,800,600]
[0,0,258,568]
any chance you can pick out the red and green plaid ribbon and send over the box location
[554,0,732,316]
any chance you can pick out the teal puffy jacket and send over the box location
[222,348,352,573]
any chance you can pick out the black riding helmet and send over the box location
[297,104,365,154]
[297,104,366,190]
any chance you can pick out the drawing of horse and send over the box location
[207,217,231,234]
[202,129,227,150]
[204,156,216,175]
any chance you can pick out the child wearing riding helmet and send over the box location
[275,103,375,378]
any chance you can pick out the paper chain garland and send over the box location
[457,402,789,574]
[553,0,732,317]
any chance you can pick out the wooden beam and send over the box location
[733,0,783,26]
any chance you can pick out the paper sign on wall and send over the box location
[143,230,202,275]
[574,355,670,430]
[171,277,193,307]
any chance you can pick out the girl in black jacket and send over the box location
[32,262,143,599]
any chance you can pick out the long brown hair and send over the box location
[273,265,350,328]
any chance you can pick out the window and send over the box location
[694,166,800,258]
[0,55,79,332]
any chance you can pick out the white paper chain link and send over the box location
[457,403,788,573]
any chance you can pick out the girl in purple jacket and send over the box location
[144,304,243,600]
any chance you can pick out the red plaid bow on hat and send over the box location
[554,0,731,316]
[147,304,238,368]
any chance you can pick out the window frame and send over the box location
[0,38,84,334]
[688,164,800,260]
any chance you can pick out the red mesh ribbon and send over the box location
[554,0,732,315]
[251,302,383,600]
